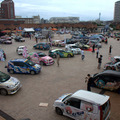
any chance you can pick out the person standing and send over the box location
[92,43,95,52]
[109,45,112,55]
[85,74,93,91]
[81,50,85,60]
[96,48,99,58]
[98,55,103,69]
[35,37,38,43]
[29,33,31,40]
[56,53,60,67]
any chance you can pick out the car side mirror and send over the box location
[64,101,68,105]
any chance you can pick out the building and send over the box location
[15,15,40,24]
[49,17,80,23]
[114,1,120,22]
[0,0,15,19]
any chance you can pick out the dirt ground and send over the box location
[0,33,120,120]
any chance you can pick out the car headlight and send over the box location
[7,85,15,88]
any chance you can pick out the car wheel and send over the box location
[55,107,63,115]
[0,89,8,96]
[106,66,111,70]
[67,54,71,58]
[30,70,35,75]
[9,69,14,74]
[53,54,57,58]
[112,66,116,70]
[40,61,44,65]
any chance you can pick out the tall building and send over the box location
[0,0,15,19]
[114,1,120,22]
[49,17,80,23]
[15,15,40,24]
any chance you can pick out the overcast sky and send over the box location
[13,0,118,21]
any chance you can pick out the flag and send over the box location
[0,51,5,61]
[23,46,28,58]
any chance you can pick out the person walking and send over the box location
[85,74,93,91]
[96,48,99,58]
[56,53,60,67]
[109,45,112,55]
[97,55,103,69]
[81,50,85,60]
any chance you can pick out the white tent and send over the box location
[23,28,35,32]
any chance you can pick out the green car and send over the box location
[48,49,74,58]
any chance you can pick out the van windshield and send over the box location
[26,60,35,66]
[102,99,110,120]
[0,71,10,83]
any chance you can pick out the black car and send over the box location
[92,70,120,93]
[14,36,25,42]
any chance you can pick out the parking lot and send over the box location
[0,33,120,120]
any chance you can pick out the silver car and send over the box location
[16,46,28,55]
[0,71,22,95]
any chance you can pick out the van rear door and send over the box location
[100,99,110,120]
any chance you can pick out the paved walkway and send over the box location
[0,110,15,120]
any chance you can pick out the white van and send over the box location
[53,90,110,120]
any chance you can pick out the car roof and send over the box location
[71,90,109,105]
[94,70,120,77]
[18,46,26,48]
[114,56,120,59]
[9,59,27,62]
[51,49,63,52]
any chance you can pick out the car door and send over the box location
[39,43,43,49]
[13,62,29,73]
[61,50,68,57]
[63,98,83,119]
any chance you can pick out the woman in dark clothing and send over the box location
[109,45,112,55]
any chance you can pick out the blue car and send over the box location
[33,42,50,50]
[7,59,41,75]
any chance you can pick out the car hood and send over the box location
[41,56,53,60]
[71,48,81,51]
[1,77,19,86]
[55,93,72,102]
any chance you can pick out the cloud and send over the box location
[14,0,117,21]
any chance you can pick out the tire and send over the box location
[0,89,8,96]
[55,107,63,115]
[53,54,57,58]
[106,66,111,70]
[9,69,14,74]
[40,61,44,65]
[30,70,35,75]
[67,54,71,58]
[112,66,116,70]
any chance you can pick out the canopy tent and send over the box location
[34,28,42,31]
[23,28,35,32]
[1,30,11,33]
[51,28,57,31]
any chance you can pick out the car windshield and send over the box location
[25,60,35,66]
[62,94,72,102]
[0,71,10,83]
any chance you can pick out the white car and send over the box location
[53,90,110,120]
[0,71,22,95]
[65,44,81,55]
[16,46,28,55]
